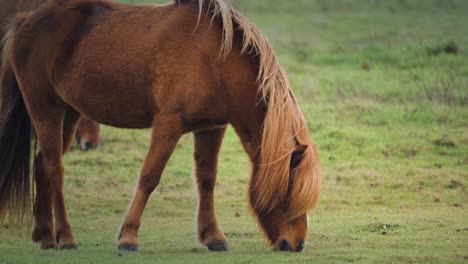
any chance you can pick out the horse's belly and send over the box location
[59,77,156,129]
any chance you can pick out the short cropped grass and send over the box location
[0,0,467,263]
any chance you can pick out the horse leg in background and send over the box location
[53,109,81,249]
[116,113,184,251]
[75,118,101,150]
[29,103,78,249]
[193,128,230,251]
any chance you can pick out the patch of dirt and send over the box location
[433,137,456,147]
[224,232,256,238]
[381,145,420,158]
[360,63,371,71]
[363,223,401,235]
[446,180,464,190]
[426,41,459,56]
[403,147,419,157]
[334,175,351,185]
[388,183,404,189]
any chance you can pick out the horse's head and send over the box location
[75,118,101,150]
[257,211,308,252]
[251,144,317,252]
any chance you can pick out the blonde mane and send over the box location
[175,0,321,219]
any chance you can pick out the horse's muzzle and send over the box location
[279,240,305,252]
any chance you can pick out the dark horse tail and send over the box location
[0,17,35,226]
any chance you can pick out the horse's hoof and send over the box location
[40,241,58,250]
[32,226,52,243]
[60,244,78,250]
[32,228,42,243]
[208,241,230,252]
[118,243,138,252]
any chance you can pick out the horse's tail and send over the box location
[0,16,35,226]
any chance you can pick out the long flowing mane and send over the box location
[176,0,321,219]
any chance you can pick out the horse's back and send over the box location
[10,0,256,129]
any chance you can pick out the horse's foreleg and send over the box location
[193,128,230,251]
[116,114,184,252]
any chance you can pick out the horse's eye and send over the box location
[290,145,308,169]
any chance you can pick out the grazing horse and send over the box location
[74,118,101,150]
[0,0,102,151]
[0,0,321,252]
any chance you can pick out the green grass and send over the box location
[1,0,467,263]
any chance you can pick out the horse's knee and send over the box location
[198,177,215,192]
[41,162,64,187]
[138,174,160,194]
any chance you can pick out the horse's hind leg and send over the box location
[31,106,79,249]
[117,113,184,251]
[32,151,56,249]
[30,108,65,249]
[193,127,230,251]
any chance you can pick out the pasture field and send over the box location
[1,0,467,263]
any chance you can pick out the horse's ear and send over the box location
[290,145,308,169]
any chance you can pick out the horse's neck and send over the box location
[221,45,268,164]
[229,92,266,164]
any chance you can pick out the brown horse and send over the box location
[0,0,321,252]
[0,0,102,150]
[74,118,101,150]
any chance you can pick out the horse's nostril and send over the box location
[84,141,93,150]
[296,240,305,252]
[279,240,292,251]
